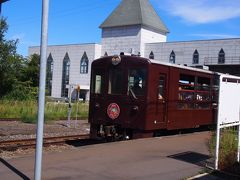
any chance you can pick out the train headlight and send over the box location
[112,55,121,66]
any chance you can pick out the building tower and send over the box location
[100,0,169,57]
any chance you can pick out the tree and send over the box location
[0,18,41,100]
[0,17,23,98]
[22,53,40,87]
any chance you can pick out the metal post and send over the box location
[34,0,49,180]
[215,125,220,170]
[67,85,72,127]
[238,125,240,162]
[75,90,80,128]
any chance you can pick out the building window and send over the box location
[104,52,108,56]
[149,51,154,59]
[46,53,53,96]
[80,52,89,74]
[61,53,70,97]
[169,50,175,64]
[218,48,225,64]
[193,49,199,64]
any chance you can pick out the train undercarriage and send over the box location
[90,124,158,141]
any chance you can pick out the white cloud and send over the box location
[158,0,240,24]
[189,33,240,39]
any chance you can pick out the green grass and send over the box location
[0,100,89,123]
[209,127,238,170]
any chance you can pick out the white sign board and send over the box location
[215,74,240,170]
[218,75,240,127]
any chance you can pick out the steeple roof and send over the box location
[100,0,169,34]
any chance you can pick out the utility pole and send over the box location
[0,0,9,15]
[34,0,49,180]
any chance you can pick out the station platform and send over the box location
[0,131,212,180]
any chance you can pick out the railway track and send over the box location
[0,134,90,151]
[0,118,20,121]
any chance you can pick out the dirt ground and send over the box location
[0,120,90,141]
[0,120,90,158]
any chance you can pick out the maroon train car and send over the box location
[89,55,217,139]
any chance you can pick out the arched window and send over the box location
[218,48,225,64]
[46,53,53,96]
[149,51,154,59]
[193,49,199,64]
[61,53,70,97]
[80,52,89,74]
[169,50,175,64]
[104,52,108,56]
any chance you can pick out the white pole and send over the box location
[67,85,72,127]
[238,125,240,162]
[215,125,220,170]
[75,90,80,128]
[215,75,222,170]
[34,0,49,180]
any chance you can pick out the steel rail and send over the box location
[0,134,90,150]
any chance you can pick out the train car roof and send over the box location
[95,55,240,78]
[149,59,214,75]
[150,59,240,79]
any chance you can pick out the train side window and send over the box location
[179,74,195,90]
[94,75,102,94]
[195,77,211,109]
[196,77,210,101]
[178,74,195,109]
[108,68,123,94]
[178,74,195,101]
[128,69,146,96]
[158,76,165,99]
[178,74,212,110]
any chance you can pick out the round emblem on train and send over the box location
[107,103,120,120]
[111,55,121,65]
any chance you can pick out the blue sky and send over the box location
[2,0,240,56]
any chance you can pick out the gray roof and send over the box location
[100,0,169,34]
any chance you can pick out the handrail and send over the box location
[204,56,240,65]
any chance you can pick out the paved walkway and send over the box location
[0,132,212,180]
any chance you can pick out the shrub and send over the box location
[209,128,238,170]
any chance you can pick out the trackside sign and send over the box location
[218,75,240,127]
[215,74,240,170]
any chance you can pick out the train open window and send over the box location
[195,77,211,109]
[108,68,124,95]
[178,74,195,102]
[177,103,194,109]
[128,69,146,96]
[158,75,165,100]
[195,103,210,109]
[178,74,212,110]
[196,77,210,102]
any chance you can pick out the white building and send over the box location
[29,0,240,100]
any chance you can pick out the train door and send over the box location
[155,74,167,123]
